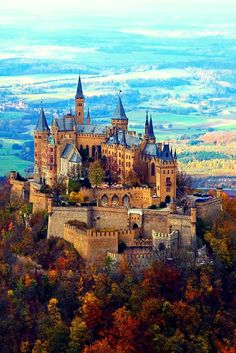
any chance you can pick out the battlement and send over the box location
[152,230,179,239]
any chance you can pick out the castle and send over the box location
[34,76,177,204]
[10,76,222,268]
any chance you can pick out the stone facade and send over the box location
[34,76,177,206]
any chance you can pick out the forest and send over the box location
[0,180,236,353]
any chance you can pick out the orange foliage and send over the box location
[82,292,103,330]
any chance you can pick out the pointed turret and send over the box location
[144,111,150,140]
[86,108,91,125]
[113,96,128,120]
[75,76,84,99]
[174,150,177,159]
[75,75,85,125]
[148,115,156,142]
[112,95,128,132]
[35,106,50,132]
[120,130,127,146]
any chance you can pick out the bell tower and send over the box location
[75,76,84,125]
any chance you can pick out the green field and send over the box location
[0,139,33,177]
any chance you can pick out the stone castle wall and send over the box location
[195,198,222,223]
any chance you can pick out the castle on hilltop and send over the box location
[34,76,177,204]
[10,76,223,268]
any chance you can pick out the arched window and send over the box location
[122,195,130,207]
[101,195,108,206]
[86,145,89,157]
[92,145,96,158]
[112,194,119,206]
[151,163,155,176]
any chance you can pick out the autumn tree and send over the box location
[88,161,105,187]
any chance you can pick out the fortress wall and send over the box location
[86,231,118,266]
[196,198,222,223]
[90,206,129,230]
[142,210,169,238]
[48,207,91,238]
[168,214,194,247]
[64,224,89,260]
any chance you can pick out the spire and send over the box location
[113,96,128,120]
[149,115,155,141]
[174,149,177,159]
[75,75,84,99]
[145,110,149,126]
[144,110,150,140]
[86,108,91,125]
[120,130,127,146]
[35,106,50,132]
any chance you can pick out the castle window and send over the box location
[168,170,169,174]
[50,148,53,152]
[166,187,170,192]
[151,163,155,176]
[163,170,165,174]
[172,170,174,174]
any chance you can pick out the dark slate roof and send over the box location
[75,76,84,99]
[69,151,82,163]
[149,115,155,140]
[54,117,75,131]
[120,130,127,146]
[143,143,159,157]
[112,96,128,120]
[77,124,107,135]
[160,144,174,161]
[61,144,74,159]
[106,130,140,148]
[35,107,50,132]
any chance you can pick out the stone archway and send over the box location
[111,194,119,206]
[101,194,109,206]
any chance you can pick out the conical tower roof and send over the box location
[35,107,50,132]
[75,76,84,99]
[149,115,155,140]
[113,96,128,120]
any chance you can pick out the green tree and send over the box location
[67,316,90,353]
[88,162,105,187]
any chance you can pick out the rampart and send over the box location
[63,223,140,265]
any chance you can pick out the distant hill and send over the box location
[201,131,236,145]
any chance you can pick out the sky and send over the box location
[1,0,236,20]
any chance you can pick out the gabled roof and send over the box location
[112,96,128,120]
[69,151,82,163]
[77,124,107,135]
[61,144,74,159]
[75,76,84,99]
[35,107,50,132]
[54,117,75,131]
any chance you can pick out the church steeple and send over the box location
[75,75,85,125]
